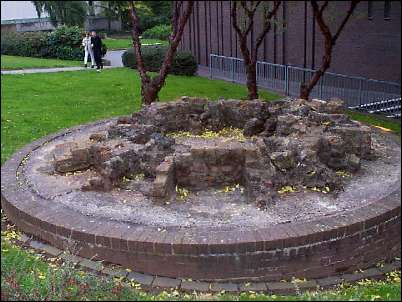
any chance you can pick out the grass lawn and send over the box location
[1,67,279,164]
[1,67,401,301]
[103,38,168,50]
[1,55,81,70]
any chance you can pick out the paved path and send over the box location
[104,50,126,67]
[1,65,118,75]
[1,50,126,75]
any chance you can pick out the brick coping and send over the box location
[5,228,402,294]
[1,118,401,281]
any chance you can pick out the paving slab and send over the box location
[317,276,343,288]
[180,280,211,292]
[152,276,181,289]
[102,266,128,278]
[127,272,154,286]
[266,282,296,294]
[41,244,62,256]
[209,282,239,292]
[239,282,267,292]
[79,258,104,271]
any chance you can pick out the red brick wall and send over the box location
[179,1,401,83]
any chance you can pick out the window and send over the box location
[384,1,391,20]
[368,1,373,20]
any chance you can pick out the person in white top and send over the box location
[82,32,95,68]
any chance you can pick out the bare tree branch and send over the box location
[255,1,281,53]
[232,1,282,99]
[128,1,148,81]
[128,0,194,105]
[300,1,361,100]
[332,0,359,43]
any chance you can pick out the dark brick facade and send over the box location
[179,1,401,83]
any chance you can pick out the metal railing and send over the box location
[210,54,401,117]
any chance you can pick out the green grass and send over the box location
[347,110,401,135]
[1,68,401,300]
[1,238,400,301]
[103,38,168,50]
[1,67,279,164]
[1,55,81,70]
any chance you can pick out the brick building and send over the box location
[178,1,401,83]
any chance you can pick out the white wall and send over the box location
[1,1,48,20]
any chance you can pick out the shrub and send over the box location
[122,46,197,76]
[46,25,84,60]
[1,26,108,60]
[142,24,171,40]
[1,31,48,57]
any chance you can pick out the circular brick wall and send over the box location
[1,120,401,282]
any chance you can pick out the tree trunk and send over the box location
[300,43,332,100]
[129,1,193,106]
[246,63,258,99]
[141,80,159,105]
[231,1,281,101]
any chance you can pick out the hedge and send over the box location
[1,26,107,61]
[122,46,197,76]
[142,24,171,41]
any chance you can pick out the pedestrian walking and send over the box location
[91,31,103,72]
[82,32,95,68]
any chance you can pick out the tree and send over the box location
[231,1,281,100]
[299,1,360,100]
[129,1,194,105]
[32,1,87,27]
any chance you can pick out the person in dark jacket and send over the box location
[91,31,103,71]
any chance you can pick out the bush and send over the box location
[122,46,197,76]
[142,24,171,40]
[1,26,107,60]
[1,31,48,57]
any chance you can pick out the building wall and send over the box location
[179,1,401,83]
[1,24,17,32]
[16,20,55,32]
[85,16,122,32]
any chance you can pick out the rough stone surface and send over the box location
[2,96,400,283]
[47,97,377,207]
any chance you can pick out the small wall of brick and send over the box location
[1,119,401,282]
[175,146,246,190]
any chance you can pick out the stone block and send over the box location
[53,142,91,173]
[270,151,296,171]
[209,282,239,292]
[239,282,267,292]
[152,276,181,289]
[181,280,211,292]
[127,272,154,286]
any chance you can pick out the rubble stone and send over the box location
[52,97,374,208]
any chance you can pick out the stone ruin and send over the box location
[52,96,374,209]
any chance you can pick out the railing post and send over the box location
[209,54,212,79]
[358,78,363,107]
[319,77,323,99]
[285,65,289,96]
[231,58,235,82]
